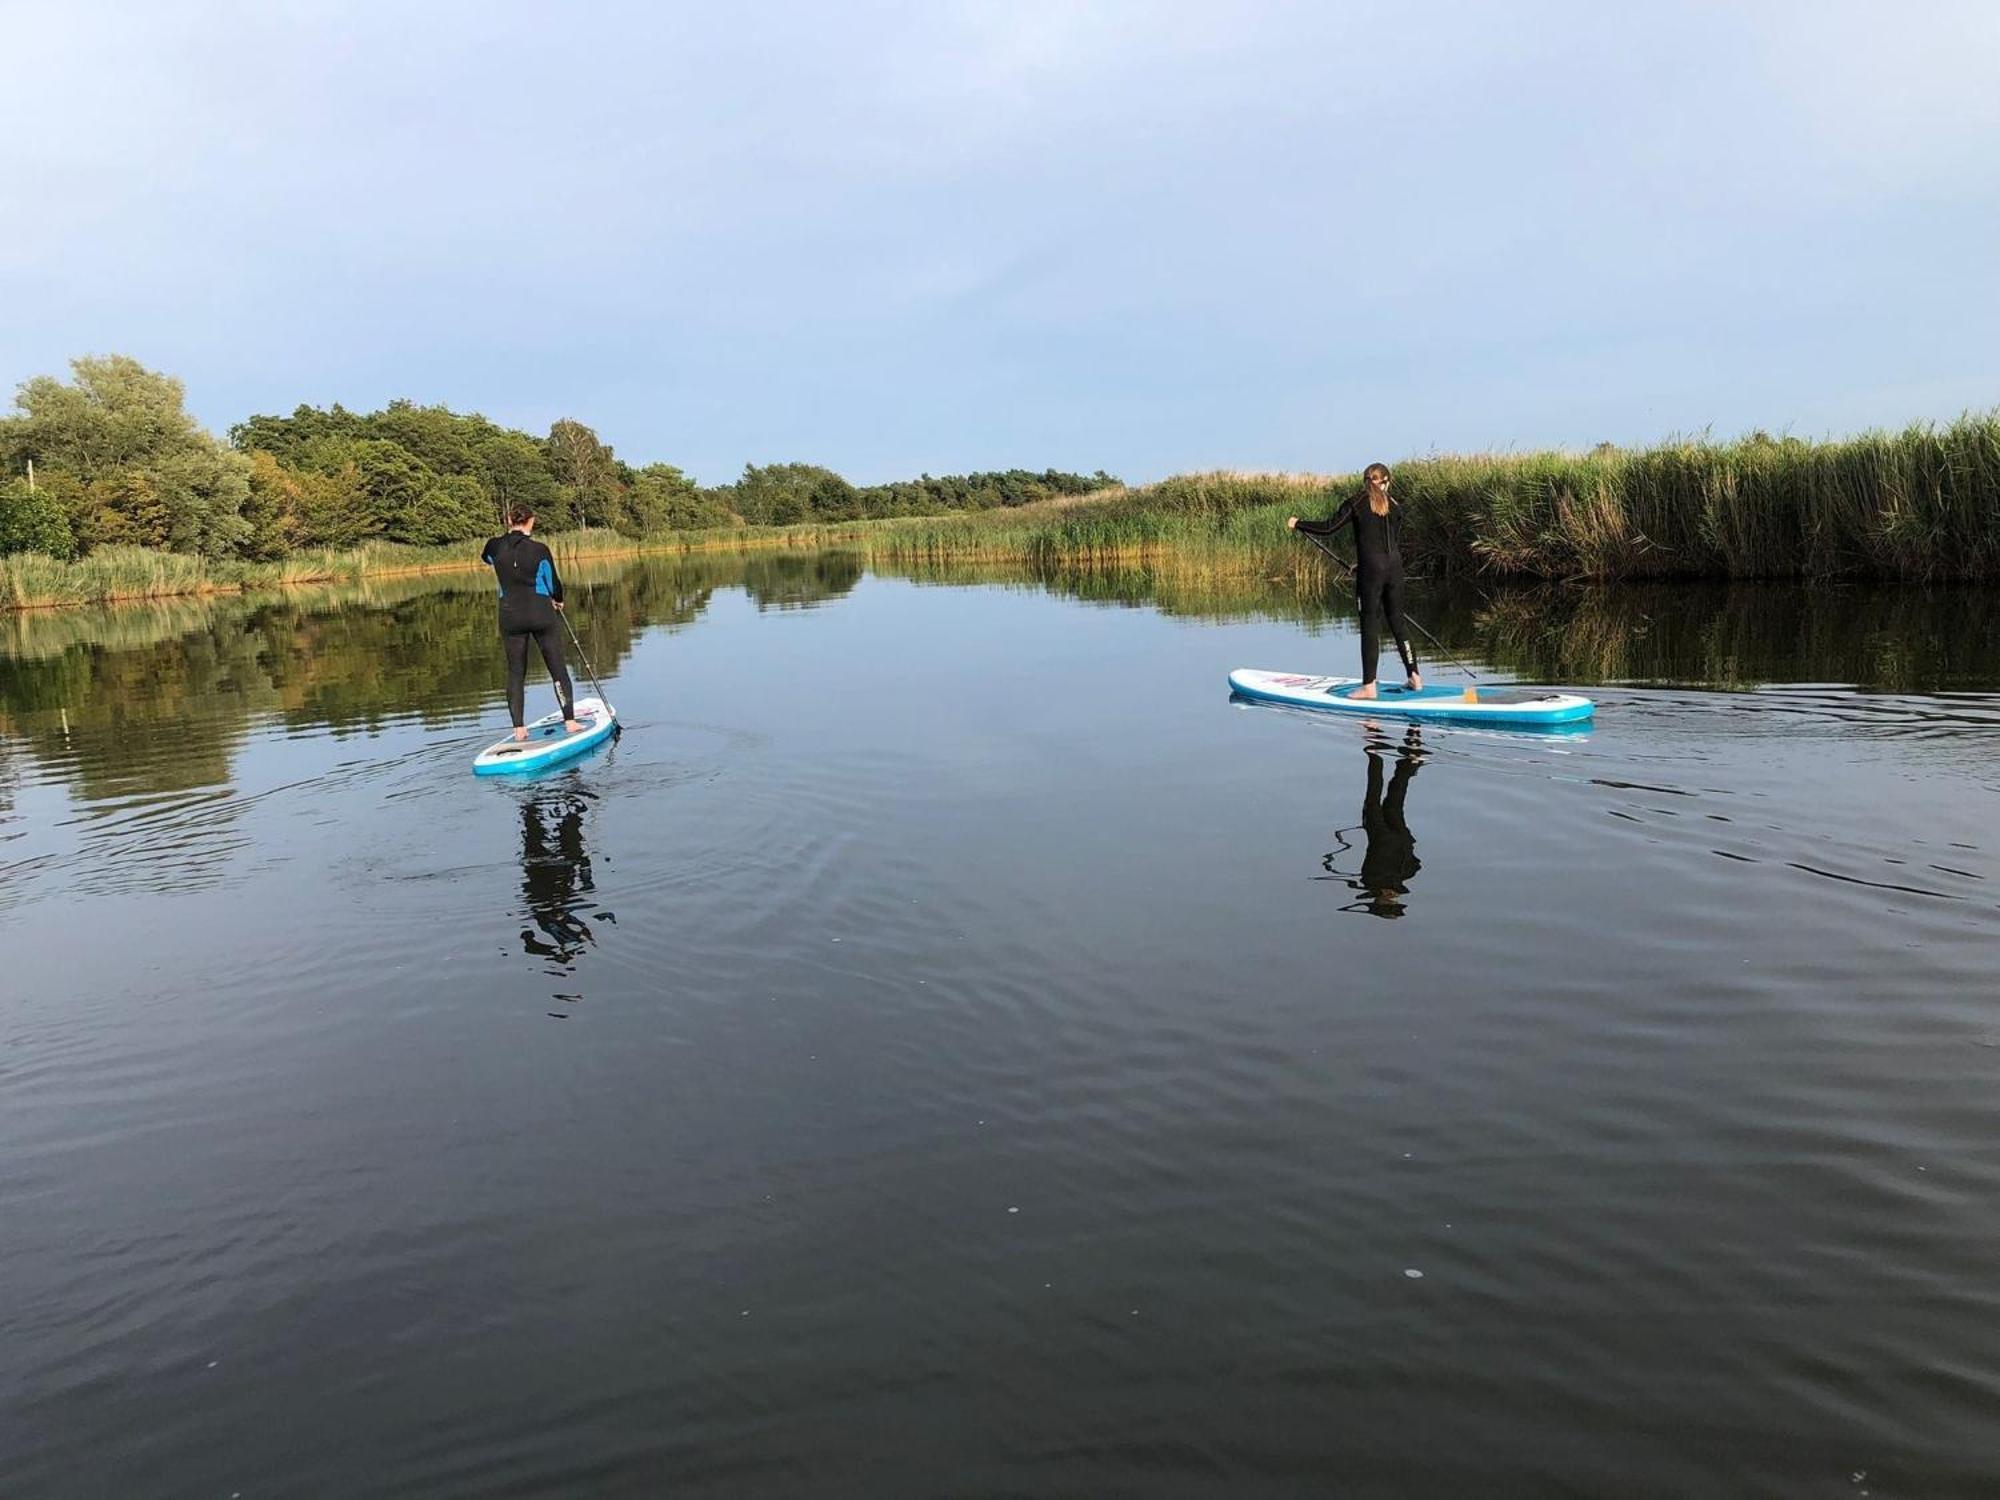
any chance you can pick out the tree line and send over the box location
[0,355,1116,561]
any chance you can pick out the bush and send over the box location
[0,480,78,559]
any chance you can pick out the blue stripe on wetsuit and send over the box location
[535,558,555,597]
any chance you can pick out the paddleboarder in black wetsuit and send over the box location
[481,506,581,742]
[1288,462,1421,700]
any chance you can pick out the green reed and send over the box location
[9,413,1999,612]
[861,418,2000,582]
[1258,419,2000,582]
[0,528,655,610]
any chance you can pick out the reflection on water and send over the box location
[4,551,1997,910]
[0,550,862,811]
[4,547,2000,1497]
[516,790,611,1012]
[1469,581,2000,692]
[1320,725,1426,918]
[5,557,1992,767]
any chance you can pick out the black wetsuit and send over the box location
[1296,497,1417,685]
[481,530,575,727]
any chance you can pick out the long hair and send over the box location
[1357,462,1393,512]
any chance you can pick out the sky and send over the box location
[2,0,1997,484]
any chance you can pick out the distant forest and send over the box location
[0,355,1116,560]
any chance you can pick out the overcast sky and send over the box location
[3,1,1996,483]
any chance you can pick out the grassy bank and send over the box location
[8,411,1999,610]
[0,513,1046,610]
[703,410,2000,584]
[0,528,678,610]
[875,414,2000,582]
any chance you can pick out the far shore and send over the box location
[10,409,2000,614]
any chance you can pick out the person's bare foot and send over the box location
[1352,682,1378,700]
[1406,672,1423,691]
[564,719,584,734]
[512,726,529,742]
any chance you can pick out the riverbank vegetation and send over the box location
[859,430,2000,583]
[0,527,675,610]
[3,353,1997,611]
[0,354,1113,596]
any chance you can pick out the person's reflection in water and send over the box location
[1321,726,1425,918]
[518,791,612,1009]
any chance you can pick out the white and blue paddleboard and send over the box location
[1229,669,1594,726]
[473,695,618,776]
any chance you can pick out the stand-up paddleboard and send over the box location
[473,696,617,775]
[1229,669,1593,726]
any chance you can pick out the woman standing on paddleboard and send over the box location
[481,506,583,742]
[1287,462,1421,701]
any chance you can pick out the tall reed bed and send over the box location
[1068,417,2000,581]
[0,547,220,609]
[1429,420,2000,580]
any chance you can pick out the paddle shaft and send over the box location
[558,604,614,713]
[1293,526,1482,682]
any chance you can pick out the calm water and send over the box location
[3,555,1998,1497]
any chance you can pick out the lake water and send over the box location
[3,553,1998,1497]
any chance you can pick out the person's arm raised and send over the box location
[1291,495,1355,539]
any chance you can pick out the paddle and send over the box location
[557,602,620,736]
[1290,524,1484,693]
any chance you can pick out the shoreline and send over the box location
[10,521,1998,616]
[11,411,2000,614]
[0,527,897,614]
[0,516,1241,614]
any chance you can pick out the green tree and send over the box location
[807,469,861,521]
[546,419,629,531]
[629,463,731,532]
[475,431,557,528]
[724,462,858,526]
[243,451,374,551]
[229,403,365,466]
[227,397,730,544]
[346,438,436,540]
[855,467,1116,516]
[371,400,477,477]
[238,453,292,559]
[0,355,251,556]
[399,473,493,545]
[232,399,547,542]
[287,462,373,549]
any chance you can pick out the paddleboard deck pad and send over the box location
[473,695,618,775]
[1229,669,1593,725]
